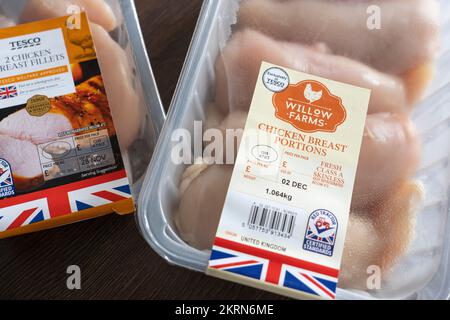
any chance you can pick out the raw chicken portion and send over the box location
[175,164,233,250]
[203,110,246,164]
[89,24,142,150]
[216,30,408,116]
[402,61,436,105]
[0,15,15,28]
[340,181,422,288]
[353,113,421,209]
[237,0,440,75]
[204,111,420,209]
[0,135,43,191]
[204,104,225,133]
[175,162,421,288]
[0,76,116,145]
[20,0,117,31]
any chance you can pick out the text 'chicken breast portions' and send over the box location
[203,110,420,210]
[215,30,408,116]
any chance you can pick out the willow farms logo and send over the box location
[0,158,15,199]
[303,209,338,257]
[272,80,347,133]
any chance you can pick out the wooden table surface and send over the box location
[0,0,281,300]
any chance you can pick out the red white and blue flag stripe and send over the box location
[68,177,131,212]
[0,170,131,232]
[0,86,18,99]
[209,238,338,299]
[0,198,50,231]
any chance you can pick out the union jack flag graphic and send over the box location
[0,170,131,233]
[68,177,131,212]
[0,86,18,100]
[0,198,50,232]
[209,238,339,299]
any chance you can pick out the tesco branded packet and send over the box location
[0,0,164,238]
[138,0,450,300]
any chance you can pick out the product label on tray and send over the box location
[207,62,371,300]
[0,13,133,236]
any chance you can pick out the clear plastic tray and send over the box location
[0,0,166,198]
[138,0,450,299]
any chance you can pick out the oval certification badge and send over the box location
[262,67,289,92]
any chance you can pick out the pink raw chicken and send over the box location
[175,162,422,288]
[237,0,440,75]
[353,113,421,210]
[215,30,408,116]
[20,0,118,31]
[0,15,15,28]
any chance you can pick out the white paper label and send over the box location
[207,62,371,300]
[0,28,75,108]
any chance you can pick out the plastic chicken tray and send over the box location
[138,0,450,300]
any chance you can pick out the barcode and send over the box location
[247,203,296,237]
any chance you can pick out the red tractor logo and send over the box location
[315,217,332,234]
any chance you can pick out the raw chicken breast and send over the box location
[237,0,440,75]
[353,113,421,209]
[90,24,142,150]
[0,15,15,28]
[0,135,43,192]
[20,0,117,31]
[204,111,246,164]
[339,181,422,288]
[176,162,421,288]
[216,30,408,116]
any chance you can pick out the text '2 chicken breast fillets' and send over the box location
[138,0,450,300]
[0,1,164,238]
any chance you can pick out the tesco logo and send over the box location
[9,37,41,50]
